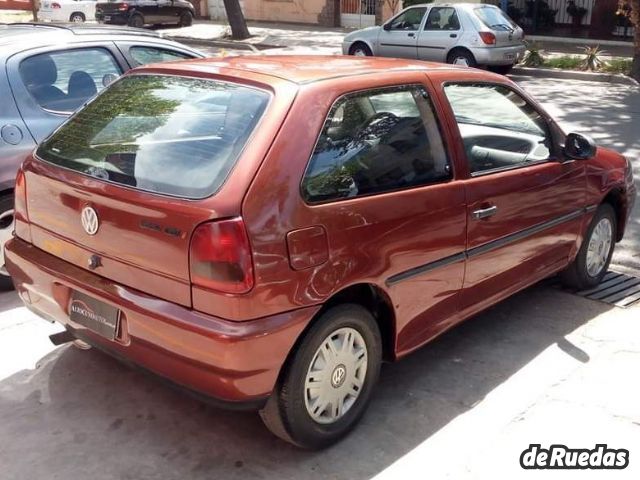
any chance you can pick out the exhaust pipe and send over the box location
[49,330,75,346]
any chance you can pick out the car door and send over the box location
[378,7,427,59]
[418,6,462,62]
[138,0,162,23]
[440,80,587,313]
[255,79,468,356]
[156,0,174,23]
[7,44,127,142]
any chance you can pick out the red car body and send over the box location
[5,56,636,409]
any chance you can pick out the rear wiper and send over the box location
[490,23,514,32]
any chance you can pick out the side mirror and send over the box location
[563,132,596,160]
[383,23,392,31]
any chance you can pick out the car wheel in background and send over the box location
[349,42,373,57]
[446,49,477,68]
[0,195,15,291]
[260,304,382,449]
[560,204,617,290]
[489,64,514,75]
[128,13,145,28]
[179,11,193,27]
[69,12,86,23]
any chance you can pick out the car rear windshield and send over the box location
[36,74,270,198]
[474,6,517,29]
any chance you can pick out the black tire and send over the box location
[69,12,86,23]
[179,11,193,27]
[349,42,373,57]
[446,49,477,68]
[0,194,15,291]
[260,304,382,449]
[560,204,617,290]
[128,13,145,28]
[489,64,514,75]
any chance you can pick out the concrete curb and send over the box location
[511,66,639,86]
[166,35,281,52]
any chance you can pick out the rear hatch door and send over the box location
[25,73,271,306]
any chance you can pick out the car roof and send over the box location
[0,22,160,46]
[140,55,460,85]
[404,2,497,9]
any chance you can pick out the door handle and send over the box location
[450,33,457,38]
[408,33,415,37]
[472,205,498,220]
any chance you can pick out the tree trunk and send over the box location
[632,0,640,81]
[31,0,40,21]
[223,0,250,40]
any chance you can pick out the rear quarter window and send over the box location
[36,75,270,198]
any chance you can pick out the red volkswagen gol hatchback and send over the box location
[6,56,636,449]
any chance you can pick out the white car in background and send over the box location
[342,3,525,74]
[39,0,98,23]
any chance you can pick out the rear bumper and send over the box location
[471,44,526,65]
[6,238,319,408]
[95,12,129,25]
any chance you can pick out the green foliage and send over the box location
[544,56,583,69]
[579,45,608,71]
[521,42,545,67]
[600,58,633,74]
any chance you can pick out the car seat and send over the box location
[19,55,67,110]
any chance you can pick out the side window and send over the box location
[424,7,461,31]
[129,46,193,67]
[19,48,122,113]
[388,8,427,31]
[444,83,551,174]
[302,86,451,203]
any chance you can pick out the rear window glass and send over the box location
[474,6,517,29]
[36,75,269,198]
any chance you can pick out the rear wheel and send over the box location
[560,204,617,290]
[260,304,382,449]
[128,13,145,28]
[69,12,85,23]
[179,11,193,27]
[349,42,373,57]
[0,194,15,291]
[446,49,477,68]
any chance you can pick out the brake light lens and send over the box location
[479,32,496,45]
[51,2,61,8]
[118,3,129,11]
[14,167,31,242]
[189,217,254,294]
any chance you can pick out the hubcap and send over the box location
[453,56,470,66]
[586,217,613,277]
[304,327,368,424]
[0,209,14,277]
[353,48,367,57]
[72,15,83,23]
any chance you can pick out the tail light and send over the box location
[479,32,496,45]
[14,167,31,242]
[118,3,129,11]
[189,217,254,294]
[51,2,61,8]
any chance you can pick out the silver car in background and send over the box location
[342,3,525,74]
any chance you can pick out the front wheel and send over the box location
[560,204,617,290]
[349,42,373,57]
[0,195,15,291]
[69,12,85,23]
[260,304,382,449]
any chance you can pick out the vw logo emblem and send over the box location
[331,364,347,388]
[81,206,99,235]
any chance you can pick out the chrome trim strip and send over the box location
[386,252,466,287]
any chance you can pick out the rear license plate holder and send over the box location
[69,291,120,340]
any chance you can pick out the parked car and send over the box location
[6,56,635,449]
[38,0,98,23]
[0,23,203,289]
[95,0,196,28]
[342,3,526,73]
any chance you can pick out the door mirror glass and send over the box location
[564,132,596,160]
